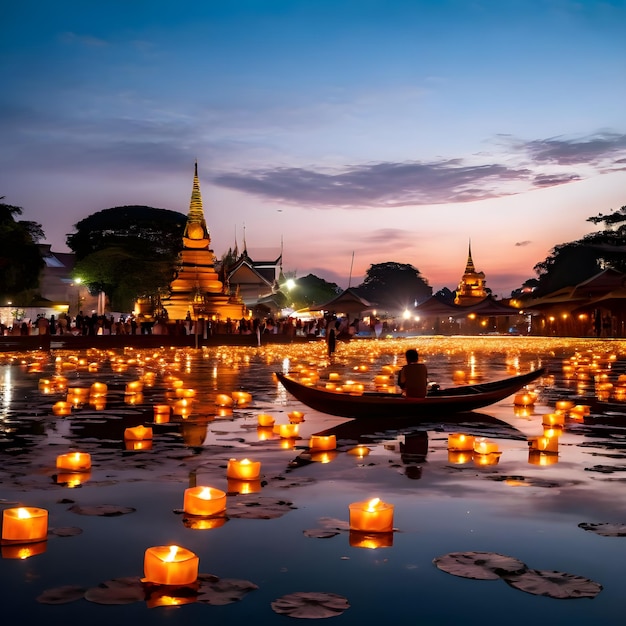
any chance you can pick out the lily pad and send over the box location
[68,504,136,517]
[84,576,145,604]
[49,526,83,537]
[228,496,296,519]
[579,522,626,537]
[196,574,259,605]
[433,551,527,580]
[502,569,603,599]
[37,585,87,604]
[271,591,350,619]
[303,529,341,539]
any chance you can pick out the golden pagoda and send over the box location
[454,241,487,306]
[163,163,246,322]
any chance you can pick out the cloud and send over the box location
[515,241,532,247]
[524,132,626,166]
[533,173,581,188]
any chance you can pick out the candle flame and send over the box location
[366,498,381,512]
[164,545,179,562]
[16,507,32,519]
[199,487,213,500]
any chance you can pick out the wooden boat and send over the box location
[276,367,546,419]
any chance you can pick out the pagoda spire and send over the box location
[464,239,476,274]
[183,161,210,248]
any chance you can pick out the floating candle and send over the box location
[56,452,91,472]
[447,433,475,451]
[277,423,299,438]
[349,498,394,533]
[183,486,227,517]
[542,412,565,427]
[347,445,371,458]
[52,401,72,416]
[124,425,153,441]
[226,458,261,480]
[2,507,48,543]
[215,393,234,407]
[528,436,559,453]
[257,413,275,427]
[308,435,337,451]
[287,411,304,423]
[473,438,499,455]
[153,405,171,423]
[143,545,199,586]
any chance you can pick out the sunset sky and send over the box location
[1,0,625,298]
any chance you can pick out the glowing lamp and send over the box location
[231,391,252,405]
[349,530,393,549]
[183,486,227,517]
[257,426,273,441]
[277,423,299,438]
[143,545,199,586]
[226,458,261,481]
[542,412,565,427]
[126,381,143,394]
[153,405,171,423]
[329,372,341,381]
[90,382,108,396]
[288,411,305,423]
[125,392,144,405]
[452,370,466,382]
[349,498,394,533]
[257,413,275,427]
[374,374,391,385]
[447,433,475,451]
[56,452,91,472]
[215,394,234,407]
[514,392,535,407]
[528,450,559,466]
[309,435,336,451]
[52,401,72,416]
[473,438,499,455]
[569,404,590,420]
[124,425,153,441]
[529,436,559,453]
[175,388,196,398]
[173,399,192,416]
[2,507,48,543]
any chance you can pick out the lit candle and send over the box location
[2,507,48,543]
[126,381,143,393]
[124,425,153,441]
[528,436,559,453]
[226,458,261,481]
[215,394,234,407]
[90,382,108,396]
[513,392,535,407]
[277,423,299,438]
[447,433,475,451]
[52,401,72,416]
[288,411,305,423]
[308,435,337,451]
[56,452,91,472]
[473,438,499,455]
[173,399,192,416]
[175,388,196,398]
[183,486,227,517]
[153,405,171,423]
[143,545,199,586]
[555,400,574,412]
[542,412,565,427]
[231,391,252,405]
[349,498,394,533]
[257,413,275,427]
[329,372,341,381]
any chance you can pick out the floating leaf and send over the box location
[84,577,145,604]
[68,504,136,517]
[37,585,87,604]
[49,526,83,537]
[578,522,626,537]
[502,569,603,599]
[196,575,259,605]
[433,551,527,580]
[228,496,296,519]
[317,517,350,531]
[271,591,350,619]
[303,529,341,539]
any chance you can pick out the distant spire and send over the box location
[242,223,247,255]
[188,160,205,224]
[233,226,239,258]
[464,239,476,274]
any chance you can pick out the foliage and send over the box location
[526,204,626,297]
[66,206,187,308]
[0,199,45,299]
[357,262,432,313]
[285,273,341,309]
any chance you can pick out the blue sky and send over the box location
[1,0,625,297]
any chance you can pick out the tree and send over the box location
[0,199,45,300]
[285,274,341,310]
[524,204,626,297]
[357,262,432,314]
[66,206,187,310]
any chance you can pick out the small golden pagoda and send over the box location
[163,163,246,322]
[454,241,487,306]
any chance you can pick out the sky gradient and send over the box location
[2,0,625,298]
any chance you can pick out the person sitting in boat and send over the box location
[398,349,428,398]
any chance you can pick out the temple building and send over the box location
[454,242,487,305]
[162,163,246,322]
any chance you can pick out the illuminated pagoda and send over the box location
[454,241,487,306]
[163,163,246,322]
